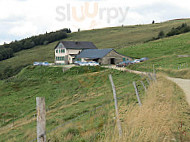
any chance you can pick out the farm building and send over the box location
[55,41,97,65]
[76,48,132,65]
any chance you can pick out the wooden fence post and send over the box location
[146,78,150,85]
[148,73,153,82]
[140,81,147,92]
[36,97,46,142]
[133,82,142,106]
[109,74,122,138]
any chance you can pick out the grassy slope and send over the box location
[1,19,190,79]
[103,75,190,141]
[118,32,190,78]
[0,19,190,141]
[0,66,144,141]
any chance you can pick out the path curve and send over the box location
[103,65,190,105]
[167,77,190,105]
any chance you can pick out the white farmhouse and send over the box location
[54,41,97,65]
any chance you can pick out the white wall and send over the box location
[54,43,82,64]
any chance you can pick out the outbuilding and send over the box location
[76,48,132,65]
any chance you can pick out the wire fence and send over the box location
[0,67,153,142]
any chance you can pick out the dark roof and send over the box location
[55,41,97,49]
[76,48,113,59]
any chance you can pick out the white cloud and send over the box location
[0,0,190,44]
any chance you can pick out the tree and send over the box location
[152,20,155,24]
[68,28,72,33]
[158,31,165,38]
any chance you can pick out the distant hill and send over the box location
[0,19,190,141]
[0,18,190,79]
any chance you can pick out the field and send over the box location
[0,19,190,141]
[103,74,190,141]
[1,19,190,79]
[0,66,145,141]
[118,32,190,78]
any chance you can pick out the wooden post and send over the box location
[133,82,142,106]
[148,73,153,81]
[146,78,150,85]
[3,114,5,125]
[140,81,147,92]
[36,97,46,142]
[109,74,122,138]
[13,114,15,127]
[153,73,157,81]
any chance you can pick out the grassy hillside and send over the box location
[0,19,190,141]
[0,66,144,141]
[0,66,189,141]
[102,75,190,141]
[118,32,190,78]
[1,19,190,79]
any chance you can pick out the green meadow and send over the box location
[0,66,145,141]
[1,19,190,79]
[0,19,190,141]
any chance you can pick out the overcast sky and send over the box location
[0,0,190,45]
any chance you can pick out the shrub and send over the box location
[158,31,165,38]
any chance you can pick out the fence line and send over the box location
[30,93,129,142]
[109,74,123,138]
[133,81,142,106]
[0,70,152,142]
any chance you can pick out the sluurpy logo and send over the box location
[56,2,129,29]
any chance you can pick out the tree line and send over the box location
[0,28,71,61]
[148,23,190,42]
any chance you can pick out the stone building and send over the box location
[76,48,132,65]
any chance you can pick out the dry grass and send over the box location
[102,75,190,142]
[165,68,190,79]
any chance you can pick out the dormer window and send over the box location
[61,49,65,53]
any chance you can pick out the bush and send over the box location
[158,31,165,38]
[167,23,190,37]
[150,23,190,42]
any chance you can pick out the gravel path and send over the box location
[168,77,190,105]
[104,65,190,105]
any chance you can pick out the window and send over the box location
[56,50,58,53]
[61,56,65,60]
[61,49,65,53]
[56,56,65,61]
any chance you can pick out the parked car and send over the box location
[139,57,149,62]
[33,62,49,66]
[79,62,88,66]
[33,62,43,66]
[74,61,81,66]
[88,61,99,66]
[42,62,49,66]
[133,59,141,63]
[116,61,131,67]
[33,62,40,66]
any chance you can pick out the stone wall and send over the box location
[100,50,132,65]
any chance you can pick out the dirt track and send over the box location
[167,77,190,105]
[104,65,190,105]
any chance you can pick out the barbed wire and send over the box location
[29,92,129,142]
[1,67,150,141]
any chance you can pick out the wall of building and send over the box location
[55,43,82,64]
[100,50,132,65]
[55,43,66,64]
